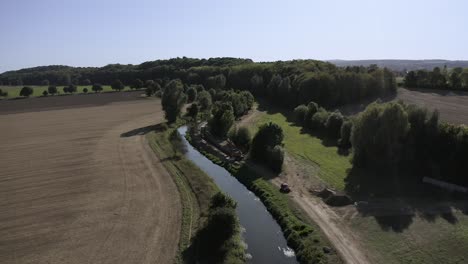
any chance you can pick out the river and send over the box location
[178,126,297,264]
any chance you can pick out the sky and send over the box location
[1,0,467,72]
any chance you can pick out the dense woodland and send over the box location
[404,67,468,90]
[0,57,396,107]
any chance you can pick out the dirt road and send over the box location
[0,98,181,264]
[272,156,370,264]
[239,109,370,264]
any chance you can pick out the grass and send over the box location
[146,123,244,263]
[252,105,468,264]
[185,130,340,264]
[351,212,468,264]
[0,85,135,98]
[254,108,352,191]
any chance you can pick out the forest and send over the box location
[0,57,396,108]
[404,67,468,90]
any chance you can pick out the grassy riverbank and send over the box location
[147,123,245,263]
[186,129,339,264]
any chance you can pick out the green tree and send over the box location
[251,122,284,172]
[132,79,144,89]
[82,79,91,86]
[352,102,409,168]
[83,88,88,93]
[187,103,199,119]
[111,79,125,91]
[293,104,308,125]
[48,86,58,95]
[42,90,48,96]
[228,126,252,150]
[325,111,344,139]
[161,79,187,123]
[41,79,50,86]
[209,102,235,138]
[198,90,212,111]
[187,87,197,102]
[338,120,353,148]
[20,86,33,97]
[92,83,103,93]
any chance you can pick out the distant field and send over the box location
[0,85,134,98]
[251,106,351,191]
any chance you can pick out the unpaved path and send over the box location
[239,108,370,264]
[0,99,181,264]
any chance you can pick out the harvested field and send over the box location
[397,88,468,125]
[0,94,181,264]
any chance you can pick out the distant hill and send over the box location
[328,59,468,72]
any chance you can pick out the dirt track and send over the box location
[0,97,181,264]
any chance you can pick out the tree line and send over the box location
[404,67,468,90]
[1,58,396,108]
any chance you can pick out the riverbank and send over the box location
[146,123,245,263]
[185,124,341,264]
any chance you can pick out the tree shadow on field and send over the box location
[345,166,468,232]
[120,123,167,137]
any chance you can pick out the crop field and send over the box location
[0,85,134,98]
[0,93,181,264]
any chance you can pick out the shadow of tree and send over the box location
[346,166,468,232]
[120,123,167,137]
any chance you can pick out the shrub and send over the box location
[42,90,48,96]
[83,88,88,93]
[210,192,237,209]
[111,79,125,91]
[294,104,308,125]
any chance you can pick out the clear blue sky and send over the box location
[1,0,467,72]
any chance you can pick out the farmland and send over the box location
[0,85,134,98]
[0,93,181,264]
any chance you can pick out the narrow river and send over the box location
[178,126,297,264]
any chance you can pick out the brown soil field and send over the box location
[0,94,181,264]
[340,88,468,125]
[397,88,468,125]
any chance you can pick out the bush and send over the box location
[294,104,308,125]
[42,90,48,96]
[20,86,33,97]
[83,88,88,93]
[325,111,344,139]
[0,89,8,97]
